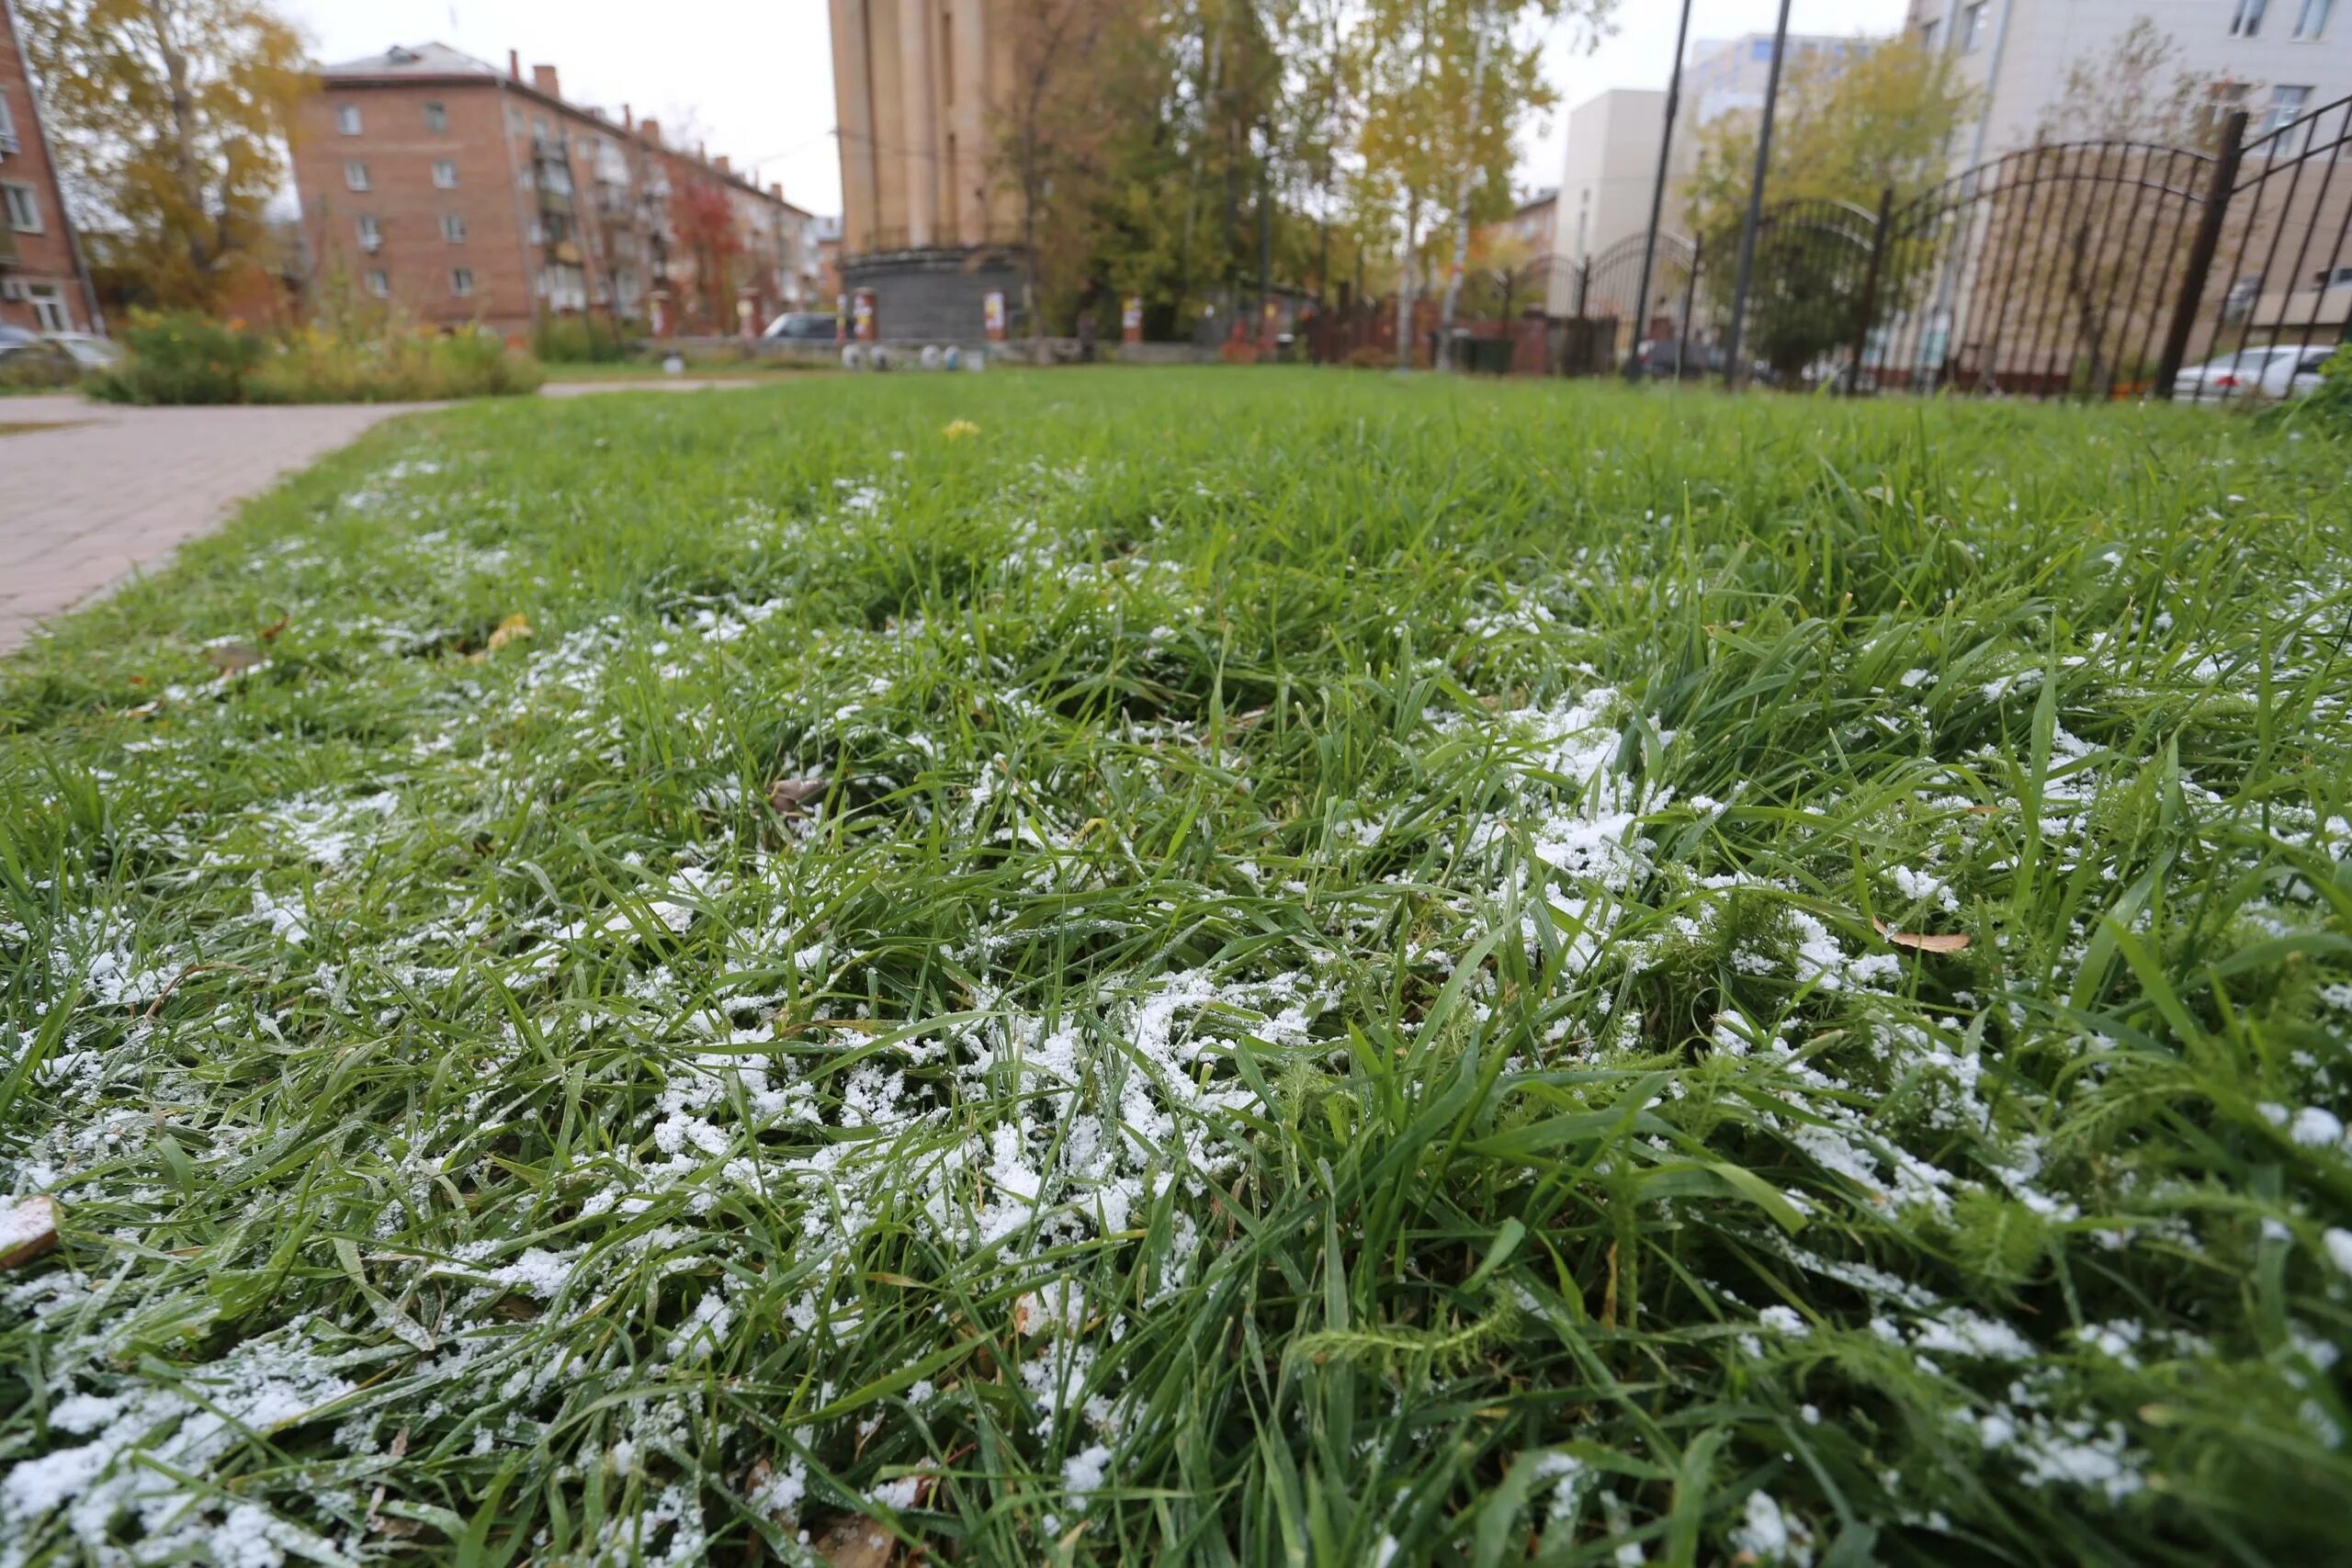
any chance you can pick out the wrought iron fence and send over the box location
[1514,96,2352,399]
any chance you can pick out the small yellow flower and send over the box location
[942,419,980,440]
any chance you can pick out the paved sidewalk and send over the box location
[0,380,758,652]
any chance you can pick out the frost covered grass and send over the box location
[3,368,2350,1565]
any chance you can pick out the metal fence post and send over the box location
[1849,187,1894,396]
[2155,109,2247,398]
[1722,0,1797,389]
[1574,259,1590,320]
[1626,0,1697,379]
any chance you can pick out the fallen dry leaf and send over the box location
[259,615,291,643]
[1872,916,1971,953]
[813,1515,899,1568]
[204,642,266,676]
[768,776,828,816]
[485,614,532,652]
[0,1196,57,1270]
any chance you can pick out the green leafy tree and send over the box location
[1682,36,1974,380]
[18,0,307,313]
[1356,0,1591,367]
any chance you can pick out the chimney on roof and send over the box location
[508,49,520,80]
[640,118,661,145]
[769,182,784,201]
[715,154,730,174]
[622,103,633,130]
[532,63,560,98]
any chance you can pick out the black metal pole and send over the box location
[1722,0,1796,389]
[1624,0,1696,379]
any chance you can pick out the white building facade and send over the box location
[1902,0,2352,161]
[1550,88,1668,274]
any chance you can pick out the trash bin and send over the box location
[1457,333,1513,376]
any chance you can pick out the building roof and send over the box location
[318,41,506,80]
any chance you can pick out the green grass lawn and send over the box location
[3,369,2348,1565]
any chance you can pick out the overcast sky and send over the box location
[288,0,1910,217]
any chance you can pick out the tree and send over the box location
[2036,18,2231,147]
[994,0,1157,343]
[1996,20,2246,393]
[18,0,306,313]
[1682,36,1974,238]
[1356,0,1589,367]
[1681,37,1975,380]
[668,173,744,333]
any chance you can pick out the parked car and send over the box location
[0,334,81,388]
[1632,338,1722,380]
[43,333,120,369]
[2171,343,2335,402]
[1630,338,1782,386]
[762,310,839,343]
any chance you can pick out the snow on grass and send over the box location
[2,371,2348,1564]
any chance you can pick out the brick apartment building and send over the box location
[291,43,823,337]
[0,0,100,335]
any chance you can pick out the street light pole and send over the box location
[1721,0,1796,389]
[1623,0,1697,379]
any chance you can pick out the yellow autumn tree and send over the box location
[18,0,308,313]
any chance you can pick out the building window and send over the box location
[1919,18,1939,51]
[0,89,17,153]
[2260,85,2313,137]
[365,268,390,298]
[2,181,39,233]
[431,159,458,189]
[345,160,369,192]
[533,115,551,139]
[441,213,467,243]
[424,101,448,132]
[336,103,361,135]
[356,214,381,251]
[1750,38,1771,61]
[2293,0,2333,36]
[451,267,475,298]
[527,217,545,244]
[2231,0,2268,35]
[1961,2,1988,51]
[28,283,67,332]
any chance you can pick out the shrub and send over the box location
[245,330,544,403]
[85,311,542,405]
[2263,344,2352,434]
[0,344,82,390]
[533,316,634,364]
[84,311,264,405]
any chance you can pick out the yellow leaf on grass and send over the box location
[485,614,533,652]
[1872,916,1970,953]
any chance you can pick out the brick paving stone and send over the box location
[0,381,757,653]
